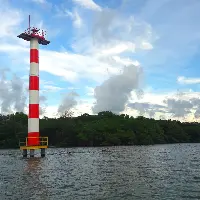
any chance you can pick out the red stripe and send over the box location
[29,104,39,118]
[28,132,40,146]
[28,132,39,136]
[29,76,39,90]
[30,49,39,63]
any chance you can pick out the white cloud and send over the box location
[0,44,28,53]
[68,87,80,90]
[135,0,200,70]
[43,98,94,118]
[85,86,94,96]
[69,9,154,71]
[140,41,153,50]
[19,47,121,83]
[0,41,126,84]
[177,76,200,85]
[39,80,64,93]
[72,0,102,11]
[73,100,93,116]
[58,91,79,114]
[42,85,64,92]
[0,71,27,114]
[54,6,83,28]
[42,105,58,118]
[66,9,83,28]
[100,42,135,55]
[31,0,47,4]
[92,65,143,114]
[91,10,154,51]
[0,4,22,38]
[126,90,200,121]
[112,56,140,66]
[130,90,171,105]
[19,87,200,122]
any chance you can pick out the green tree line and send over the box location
[0,111,200,148]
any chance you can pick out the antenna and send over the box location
[29,15,30,34]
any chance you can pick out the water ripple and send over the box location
[0,144,200,199]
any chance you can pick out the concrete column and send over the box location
[41,148,45,157]
[22,149,27,158]
[30,149,35,157]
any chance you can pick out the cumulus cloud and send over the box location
[60,9,83,28]
[0,1,22,39]
[159,115,166,120]
[135,89,144,99]
[92,10,154,51]
[68,10,82,28]
[140,41,153,50]
[0,70,27,114]
[39,95,47,115]
[177,76,200,85]
[135,0,200,72]
[58,91,79,114]
[190,98,200,118]
[0,69,48,116]
[128,102,166,118]
[164,98,193,118]
[85,86,94,96]
[125,90,200,121]
[92,64,143,114]
[163,95,200,120]
[11,75,27,112]
[72,0,102,11]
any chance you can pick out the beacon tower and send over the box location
[18,15,50,157]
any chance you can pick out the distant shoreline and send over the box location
[1,111,200,149]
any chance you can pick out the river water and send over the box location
[0,144,200,200]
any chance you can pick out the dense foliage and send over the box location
[0,111,200,148]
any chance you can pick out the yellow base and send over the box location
[19,137,48,150]
[20,146,48,150]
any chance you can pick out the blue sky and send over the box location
[1,0,200,121]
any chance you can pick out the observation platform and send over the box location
[17,27,50,45]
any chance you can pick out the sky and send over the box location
[1,0,200,121]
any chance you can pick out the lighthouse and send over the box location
[18,15,50,157]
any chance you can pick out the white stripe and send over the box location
[28,118,39,133]
[30,38,39,49]
[30,63,39,76]
[29,90,39,104]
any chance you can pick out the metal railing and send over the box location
[19,137,48,147]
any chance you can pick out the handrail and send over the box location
[19,137,48,147]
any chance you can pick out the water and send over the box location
[0,144,200,200]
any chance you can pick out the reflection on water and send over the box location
[0,144,200,199]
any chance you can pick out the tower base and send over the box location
[19,137,48,158]
[41,148,45,157]
[20,146,48,157]
[30,149,35,157]
[22,149,27,158]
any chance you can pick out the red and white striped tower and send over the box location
[18,15,50,157]
[28,38,40,154]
